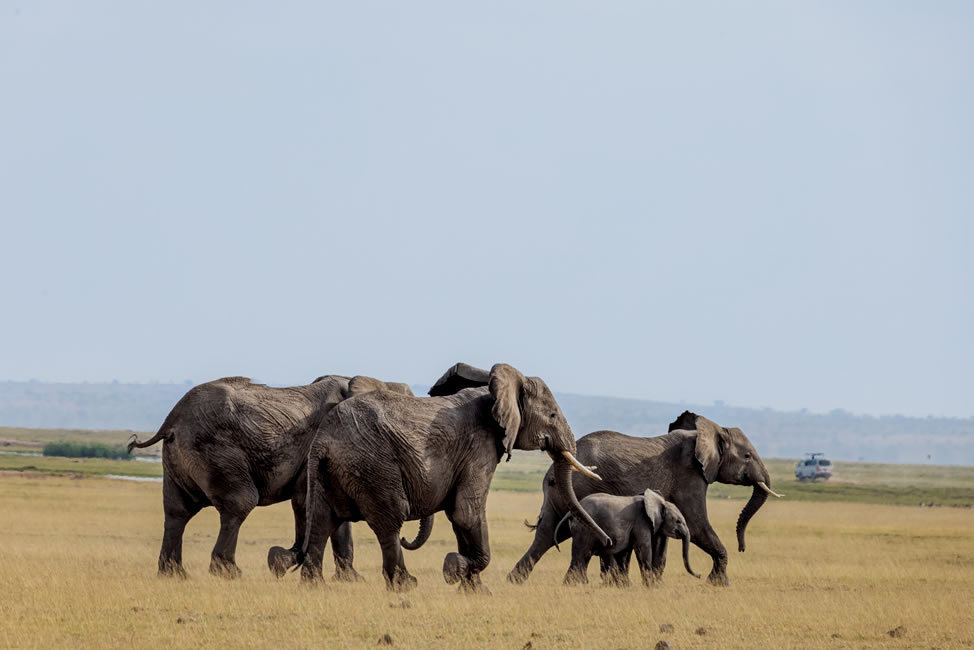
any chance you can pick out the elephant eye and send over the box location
[549,412,556,420]
[745,452,752,460]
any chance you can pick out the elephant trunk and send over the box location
[553,457,611,547]
[400,515,434,550]
[680,530,701,579]
[735,483,769,553]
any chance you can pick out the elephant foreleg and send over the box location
[650,534,669,581]
[689,519,729,585]
[444,507,491,594]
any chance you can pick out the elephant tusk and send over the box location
[571,464,598,474]
[757,481,784,498]
[562,451,602,481]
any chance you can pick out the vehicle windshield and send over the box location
[818,460,831,466]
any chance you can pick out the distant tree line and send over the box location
[42,440,132,460]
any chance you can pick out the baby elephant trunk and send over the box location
[680,530,701,579]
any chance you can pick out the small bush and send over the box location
[42,441,131,460]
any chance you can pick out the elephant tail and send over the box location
[299,448,318,562]
[400,515,434,550]
[552,512,571,552]
[126,429,168,454]
[524,518,539,531]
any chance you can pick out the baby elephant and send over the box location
[555,489,701,586]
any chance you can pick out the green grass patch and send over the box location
[0,454,162,478]
[43,440,132,460]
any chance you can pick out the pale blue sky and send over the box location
[1,2,971,417]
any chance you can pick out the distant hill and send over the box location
[1,380,971,465]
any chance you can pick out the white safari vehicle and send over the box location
[795,453,832,481]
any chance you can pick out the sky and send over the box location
[1,2,972,418]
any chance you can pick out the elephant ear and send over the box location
[488,363,526,460]
[642,489,664,533]
[345,375,412,399]
[668,410,698,432]
[694,415,726,483]
[428,362,491,396]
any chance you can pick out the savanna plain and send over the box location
[1,445,973,649]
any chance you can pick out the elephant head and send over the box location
[668,411,783,553]
[489,363,611,547]
[642,489,700,579]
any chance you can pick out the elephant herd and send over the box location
[129,362,781,591]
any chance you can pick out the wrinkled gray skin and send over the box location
[555,489,701,587]
[300,363,611,592]
[509,410,773,586]
[128,374,417,579]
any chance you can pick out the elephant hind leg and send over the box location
[508,503,567,585]
[372,526,415,592]
[330,523,363,582]
[209,486,258,579]
[158,477,203,577]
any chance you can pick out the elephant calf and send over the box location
[555,489,700,587]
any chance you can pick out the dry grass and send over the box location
[1,475,973,649]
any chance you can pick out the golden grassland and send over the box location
[1,475,973,649]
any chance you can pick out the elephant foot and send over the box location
[158,560,189,579]
[602,572,630,588]
[442,552,466,585]
[385,568,417,592]
[333,566,365,583]
[506,565,531,585]
[300,561,325,585]
[562,570,588,586]
[707,571,730,586]
[209,558,242,579]
[458,576,491,595]
[267,546,297,578]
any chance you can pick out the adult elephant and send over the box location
[508,410,782,586]
[128,374,421,579]
[299,363,609,592]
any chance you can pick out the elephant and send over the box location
[508,410,783,586]
[127,374,421,579]
[555,489,701,587]
[299,363,610,592]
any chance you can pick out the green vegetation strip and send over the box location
[0,455,162,479]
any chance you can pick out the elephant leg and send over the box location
[564,537,591,585]
[508,502,567,585]
[330,523,363,582]
[601,553,629,587]
[650,534,668,581]
[210,489,257,579]
[300,504,338,584]
[269,489,308,578]
[443,506,491,593]
[633,530,657,587]
[373,525,415,592]
[688,519,729,585]
[158,478,203,578]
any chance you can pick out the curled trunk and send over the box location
[680,530,701,578]
[553,458,611,546]
[400,515,434,550]
[735,484,769,552]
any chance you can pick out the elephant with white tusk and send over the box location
[299,363,611,592]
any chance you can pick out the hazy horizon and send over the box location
[2,2,972,419]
